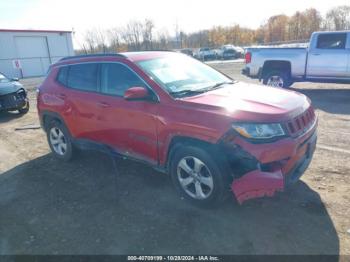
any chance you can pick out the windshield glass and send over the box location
[137,54,232,96]
[0,73,10,83]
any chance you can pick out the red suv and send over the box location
[37,52,317,206]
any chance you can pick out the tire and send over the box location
[18,100,29,114]
[263,70,292,88]
[169,145,230,207]
[46,119,74,161]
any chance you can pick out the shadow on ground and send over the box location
[291,88,350,115]
[0,111,25,124]
[0,152,339,256]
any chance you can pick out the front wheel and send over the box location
[18,101,29,114]
[169,145,230,207]
[263,71,292,88]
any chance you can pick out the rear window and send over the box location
[317,33,347,49]
[66,64,98,92]
[56,67,68,86]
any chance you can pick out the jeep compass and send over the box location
[37,52,317,206]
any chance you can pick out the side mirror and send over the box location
[124,86,149,101]
[11,77,19,81]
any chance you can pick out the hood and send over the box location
[0,81,24,96]
[181,82,310,122]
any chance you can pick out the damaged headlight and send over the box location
[232,123,285,140]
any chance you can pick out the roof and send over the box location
[56,51,174,64]
[59,53,126,62]
[55,51,175,66]
[0,29,72,33]
[313,30,350,34]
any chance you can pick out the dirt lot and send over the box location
[0,62,349,255]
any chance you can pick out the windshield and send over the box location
[137,54,232,97]
[0,73,10,83]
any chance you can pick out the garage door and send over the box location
[15,36,51,77]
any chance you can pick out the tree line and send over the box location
[77,5,350,54]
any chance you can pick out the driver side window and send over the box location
[100,63,146,96]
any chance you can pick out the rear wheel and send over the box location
[170,145,230,207]
[46,120,74,161]
[263,71,292,88]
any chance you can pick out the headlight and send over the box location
[232,123,285,140]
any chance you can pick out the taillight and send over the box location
[245,52,251,64]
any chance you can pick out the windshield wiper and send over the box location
[169,81,235,97]
[169,89,206,97]
[208,81,235,90]
[190,81,234,94]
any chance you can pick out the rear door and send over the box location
[306,32,349,78]
[95,62,159,164]
[56,63,102,140]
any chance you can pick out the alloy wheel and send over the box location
[267,75,284,88]
[49,127,67,156]
[177,156,214,200]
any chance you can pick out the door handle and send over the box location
[97,102,110,108]
[312,53,321,56]
[57,93,66,99]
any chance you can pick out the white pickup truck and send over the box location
[242,31,350,87]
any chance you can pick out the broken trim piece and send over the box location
[231,169,284,204]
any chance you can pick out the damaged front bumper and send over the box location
[0,89,28,112]
[221,125,317,204]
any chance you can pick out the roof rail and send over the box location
[59,53,126,61]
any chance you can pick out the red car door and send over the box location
[94,62,159,165]
[54,63,102,140]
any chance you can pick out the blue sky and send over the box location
[1,0,349,47]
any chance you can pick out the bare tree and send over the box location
[142,19,155,50]
[123,20,143,51]
[95,28,108,53]
[173,20,185,49]
[83,28,109,53]
[84,30,98,53]
[324,5,350,30]
[107,27,122,52]
[155,28,169,50]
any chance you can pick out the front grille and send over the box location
[0,89,26,109]
[286,107,316,137]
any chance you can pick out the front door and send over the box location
[95,62,159,165]
[307,32,349,78]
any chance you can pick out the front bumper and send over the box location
[226,125,317,204]
[0,89,28,112]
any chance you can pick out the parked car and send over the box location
[194,47,216,61]
[37,52,317,206]
[242,30,350,88]
[0,72,29,114]
[216,45,238,60]
[179,48,194,57]
[232,46,245,58]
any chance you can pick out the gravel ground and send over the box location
[0,62,349,255]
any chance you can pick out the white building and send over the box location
[0,29,74,78]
